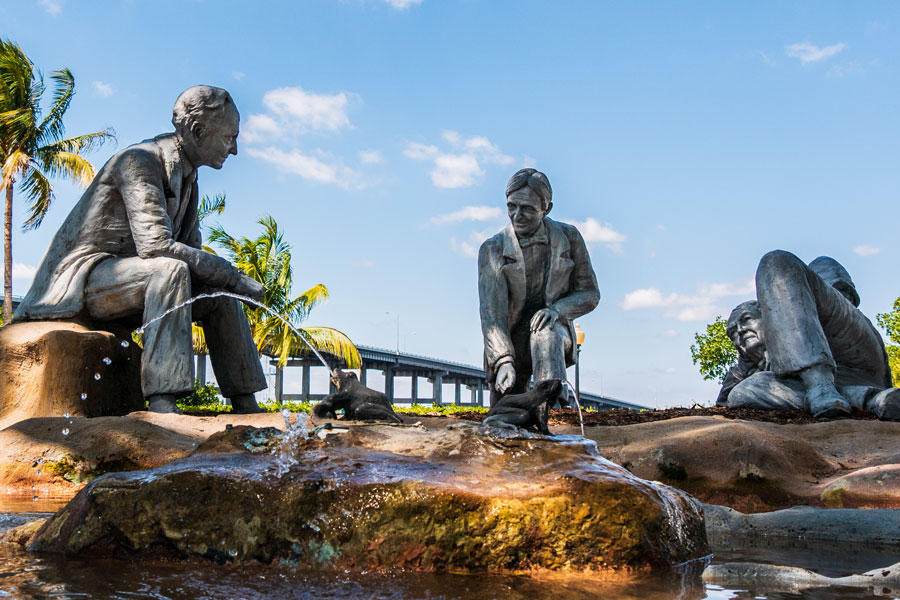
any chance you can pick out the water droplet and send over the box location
[62,428,69,436]
[228,549,238,557]
[63,413,69,419]
[135,328,144,336]
[30,486,35,491]
[120,340,129,348]
[32,496,38,502]
[35,470,41,476]
[35,458,42,464]
[80,393,87,400]
[102,357,111,365]
[93,373,101,380]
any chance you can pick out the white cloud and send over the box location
[523,155,537,168]
[854,244,881,256]
[353,259,375,268]
[664,367,677,374]
[384,0,422,9]
[358,149,383,164]
[620,278,756,322]
[243,86,353,143]
[659,329,678,338]
[232,71,246,81]
[12,263,37,286]
[450,230,492,258]
[92,81,114,97]
[786,42,847,64]
[247,146,363,189]
[759,51,776,67]
[430,206,503,225]
[562,217,627,255]
[38,0,61,15]
[404,131,515,189]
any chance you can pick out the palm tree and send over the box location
[208,214,361,369]
[0,39,115,323]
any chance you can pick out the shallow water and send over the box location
[1,502,898,600]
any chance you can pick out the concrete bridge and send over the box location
[266,344,647,411]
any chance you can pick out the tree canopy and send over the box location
[690,316,737,384]
[877,297,900,386]
[0,39,114,322]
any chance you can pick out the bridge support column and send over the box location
[410,375,418,405]
[432,373,443,406]
[359,367,367,385]
[195,355,207,385]
[275,366,283,403]
[301,365,310,401]
[477,381,484,407]
[385,368,394,404]
[454,380,461,406]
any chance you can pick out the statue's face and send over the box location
[727,306,765,362]
[195,103,240,170]
[506,186,546,238]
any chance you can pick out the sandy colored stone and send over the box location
[29,424,709,573]
[0,321,143,430]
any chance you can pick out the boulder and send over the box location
[28,424,709,573]
[0,321,143,429]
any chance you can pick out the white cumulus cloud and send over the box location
[38,0,61,15]
[243,86,353,143]
[358,149,383,164]
[430,206,503,225]
[92,81,114,97]
[854,244,881,256]
[786,42,847,64]
[620,278,756,322]
[405,131,515,189]
[562,217,627,255]
[12,263,37,287]
[247,146,363,189]
[385,0,422,8]
[450,230,492,258]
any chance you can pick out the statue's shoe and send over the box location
[807,384,851,418]
[230,394,264,414]
[147,395,183,414]
[867,388,900,421]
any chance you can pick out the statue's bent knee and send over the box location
[758,249,804,276]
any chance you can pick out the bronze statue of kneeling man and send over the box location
[481,379,563,434]
[313,369,402,423]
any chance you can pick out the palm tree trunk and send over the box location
[3,181,13,325]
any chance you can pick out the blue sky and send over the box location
[4,1,900,407]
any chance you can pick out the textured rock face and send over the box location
[29,424,708,573]
[0,321,143,429]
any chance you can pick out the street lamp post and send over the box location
[574,323,585,406]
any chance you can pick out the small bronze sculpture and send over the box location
[313,369,402,423]
[478,169,599,406]
[481,379,563,434]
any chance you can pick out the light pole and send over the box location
[385,311,400,355]
[574,323,585,406]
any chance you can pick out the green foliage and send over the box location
[178,380,223,408]
[258,400,314,414]
[877,297,900,386]
[209,215,361,369]
[690,316,738,384]
[394,404,489,415]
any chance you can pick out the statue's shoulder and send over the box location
[105,135,166,172]
[478,230,506,256]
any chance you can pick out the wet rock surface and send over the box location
[26,424,708,573]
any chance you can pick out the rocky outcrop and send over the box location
[0,321,143,429]
[27,424,709,573]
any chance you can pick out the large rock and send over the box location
[0,321,143,429]
[28,424,709,573]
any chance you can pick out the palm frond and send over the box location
[198,193,226,223]
[293,326,361,369]
[34,68,74,147]
[192,323,208,354]
[20,164,53,230]
[1,149,29,190]
[37,150,94,188]
[38,129,115,157]
[0,107,36,141]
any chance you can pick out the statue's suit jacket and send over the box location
[478,218,600,382]
[15,133,236,321]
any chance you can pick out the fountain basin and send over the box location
[26,423,708,573]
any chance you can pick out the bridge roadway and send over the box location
[269,344,647,411]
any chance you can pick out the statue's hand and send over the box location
[530,308,559,332]
[496,363,516,394]
[232,274,265,303]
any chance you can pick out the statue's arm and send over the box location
[716,358,755,406]
[549,227,600,321]
[478,240,516,371]
[112,150,240,289]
